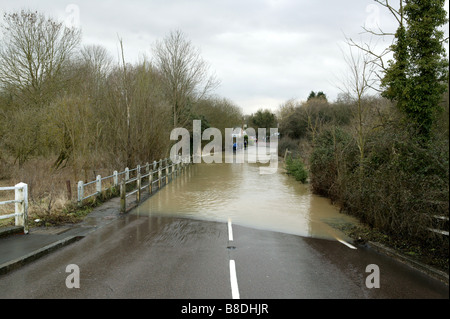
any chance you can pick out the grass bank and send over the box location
[0,158,121,228]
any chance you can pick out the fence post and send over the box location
[120,180,126,213]
[136,172,141,203]
[96,175,102,197]
[149,170,153,194]
[77,181,84,207]
[165,160,169,184]
[14,183,28,234]
[167,163,171,183]
[113,171,118,186]
[125,167,129,181]
[145,163,150,192]
[158,166,162,189]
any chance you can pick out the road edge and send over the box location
[0,235,83,276]
[367,241,449,285]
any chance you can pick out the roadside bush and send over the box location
[278,136,298,156]
[309,126,357,202]
[310,118,449,262]
[285,155,308,183]
[356,126,449,242]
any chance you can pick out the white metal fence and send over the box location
[0,183,29,234]
[0,156,192,235]
[77,155,193,213]
[429,215,449,237]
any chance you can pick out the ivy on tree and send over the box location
[381,0,449,140]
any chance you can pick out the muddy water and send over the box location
[133,147,359,240]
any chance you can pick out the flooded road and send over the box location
[1,146,448,299]
[134,146,359,241]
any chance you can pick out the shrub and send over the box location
[309,126,356,202]
[278,136,298,156]
[310,120,449,258]
[285,156,308,183]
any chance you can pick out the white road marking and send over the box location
[229,260,240,299]
[336,238,357,250]
[228,218,233,241]
[227,219,239,299]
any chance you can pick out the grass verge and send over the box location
[342,223,449,274]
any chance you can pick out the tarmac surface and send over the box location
[0,197,122,275]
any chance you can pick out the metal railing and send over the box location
[77,155,193,213]
[0,183,29,234]
[428,215,449,236]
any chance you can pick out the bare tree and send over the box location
[346,1,408,90]
[193,97,243,138]
[152,30,220,127]
[0,10,81,106]
[339,46,378,176]
[302,97,328,145]
[49,94,94,181]
[80,44,113,80]
[276,99,296,124]
[118,37,133,167]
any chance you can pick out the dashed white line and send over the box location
[336,238,357,250]
[229,260,240,299]
[228,218,233,241]
[227,219,240,299]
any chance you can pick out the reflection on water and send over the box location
[133,147,359,240]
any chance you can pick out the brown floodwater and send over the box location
[133,146,359,240]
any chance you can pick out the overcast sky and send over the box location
[1,0,449,115]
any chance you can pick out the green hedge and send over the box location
[309,124,449,252]
[285,156,308,184]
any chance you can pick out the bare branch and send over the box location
[374,0,405,25]
[0,10,81,106]
[361,25,395,37]
[152,30,220,127]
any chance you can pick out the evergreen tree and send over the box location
[307,91,316,101]
[307,91,327,102]
[381,0,449,139]
[316,91,327,101]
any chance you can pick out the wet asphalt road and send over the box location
[0,214,447,299]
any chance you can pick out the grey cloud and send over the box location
[1,0,447,113]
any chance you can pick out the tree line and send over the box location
[276,0,449,270]
[0,10,244,222]
[0,10,243,183]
